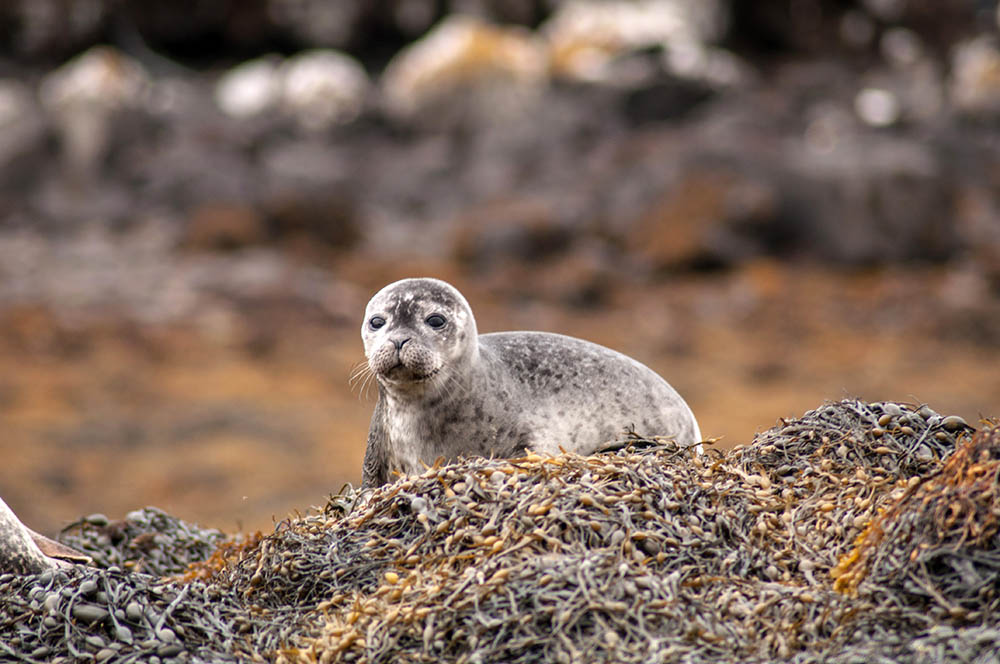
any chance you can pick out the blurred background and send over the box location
[1,0,998,536]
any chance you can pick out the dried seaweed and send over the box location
[833,425,1000,623]
[1,399,996,664]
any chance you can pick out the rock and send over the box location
[449,199,574,270]
[182,202,267,251]
[214,55,283,119]
[267,0,366,49]
[624,170,767,270]
[0,79,45,173]
[0,0,106,59]
[215,50,369,130]
[263,191,361,249]
[949,35,1000,117]
[280,50,370,130]
[38,45,150,177]
[380,15,547,123]
[854,87,901,127]
[542,0,740,86]
[787,130,959,263]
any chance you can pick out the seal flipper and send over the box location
[1,497,73,575]
[362,389,390,488]
[29,528,92,565]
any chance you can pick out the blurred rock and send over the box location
[450,199,575,271]
[214,50,369,130]
[475,239,616,308]
[263,191,361,249]
[623,170,785,270]
[267,0,366,49]
[182,202,267,251]
[840,10,877,50]
[380,15,547,124]
[880,27,923,69]
[542,0,741,87]
[280,50,370,129]
[788,131,958,264]
[0,0,106,59]
[214,55,283,119]
[949,35,1000,117]
[622,76,715,124]
[854,87,901,127]
[38,45,150,179]
[0,80,45,175]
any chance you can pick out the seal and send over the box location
[359,277,701,488]
[0,497,90,575]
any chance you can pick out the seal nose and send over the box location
[392,337,411,350]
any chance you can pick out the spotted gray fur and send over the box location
[1,497,59,575]
[360,278,701,487]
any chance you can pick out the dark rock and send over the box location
[263,190,361,249]
[623,76,716,126]
[181,202,266,251]
[450,200,575,271]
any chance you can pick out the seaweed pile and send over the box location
[1,399,997,664]
[57,508,228,577]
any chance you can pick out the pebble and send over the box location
[71,604,109,623]
[157,644,183,657]
[941,415,968,432]
[115,625,134,644]
[126,601,144,622]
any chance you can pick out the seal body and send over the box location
[361,278,701,487]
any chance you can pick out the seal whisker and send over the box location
[349,361,371,384]
[362,371,378,402]
[349,362,378,401]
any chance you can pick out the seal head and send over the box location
[360,278,701,487]
[362,278,477,397]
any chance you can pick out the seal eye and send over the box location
[425,314,446,329]
[369,316,386,330]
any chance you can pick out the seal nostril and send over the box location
[394,338,411,350]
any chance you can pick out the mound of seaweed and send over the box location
[1,399,995,664]
[0,566,280,663]
[834,425,1000,618]
[57,507,229,577]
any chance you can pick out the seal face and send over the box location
[360,278,701,488]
